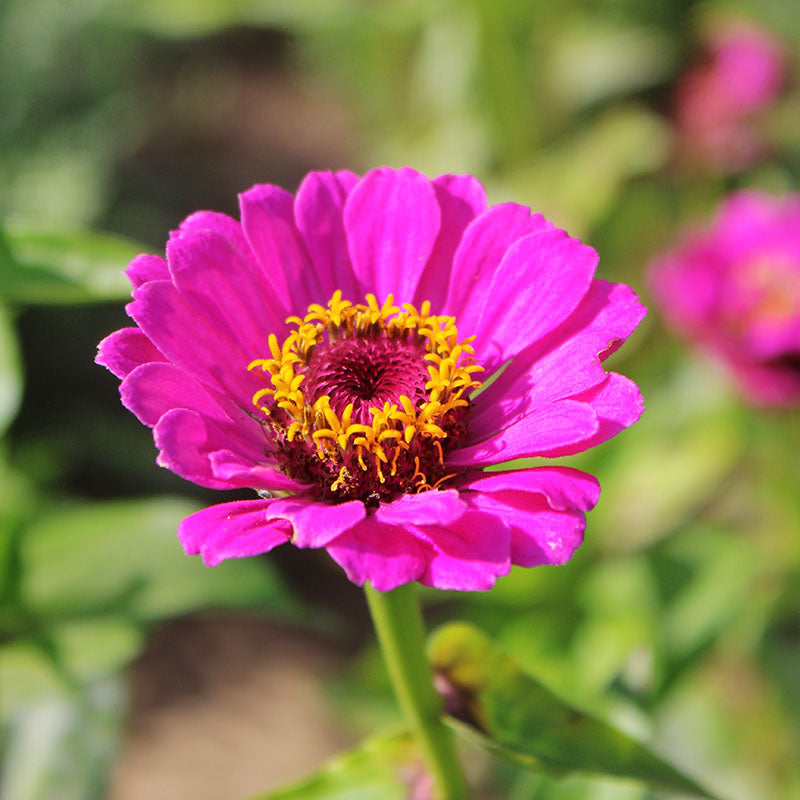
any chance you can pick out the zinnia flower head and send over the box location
[673,18,785,171]
[649,190,800,407]
[97,167,646,591]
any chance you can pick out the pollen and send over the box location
[247,292,483,504]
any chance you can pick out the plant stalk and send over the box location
[365,582,469,800]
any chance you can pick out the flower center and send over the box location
[304,336,430,425]
[733,257,800,325]
[248,292,484,504]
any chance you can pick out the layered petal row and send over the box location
[98,167,646,590]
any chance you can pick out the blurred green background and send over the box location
[1,0,799,798]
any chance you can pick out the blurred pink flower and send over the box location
[649,191,800,406]
[673,20,785,171]
[97,167,645,591]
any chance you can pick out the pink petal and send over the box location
[413,510,511,591]
[127,280,258,406]
[264,496,366,548]
[294,170,361,302]
[507,505,586,566]
[122,367,268,476]
[167,228,286,356]
[563,372,645,454]
[461,467,598,567]
[444,203,553,336]
[448,399,599,466]
[239,183,321,310]
[344,167,441,304]
[208,451,310,493]
[469,280,646,438]
[177,499,292,567]
[375,489,466,527]
[96,327,165,379]
[125,253,168,288]
[174,210,251,255]
[459,372,640,465]
[153,408,263,490]
[459,466,601,511]
[325,516,428,592]
[474,228,597,371]
[120,362,249,428]
[414,174,488,308]
[175,206,298,316]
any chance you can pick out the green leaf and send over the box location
[0,302,23,433]
[252,730,420,800]
[428,623,722,799]
[0,220,144,305]
[18,497,296,624]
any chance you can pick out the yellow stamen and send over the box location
[248,291,483,496]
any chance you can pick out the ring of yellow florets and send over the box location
[247,291,484,504]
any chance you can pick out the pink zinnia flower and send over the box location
[649,191,800,406]
[673,19,785,171]
[96,168,645,591]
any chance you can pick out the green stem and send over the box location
[365,582,469,800]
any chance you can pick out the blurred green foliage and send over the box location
[1,0,799,798]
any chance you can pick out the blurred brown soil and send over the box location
[110,614,355,800]
[105,26,360,246]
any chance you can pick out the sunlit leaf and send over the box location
[507,770,647,800]
[253,730,420,800]
[19,498,296,623]
[546,18,676,110]
[429,623,721,799]
[0,220,143,305]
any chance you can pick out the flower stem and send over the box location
[365,582,469,799]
